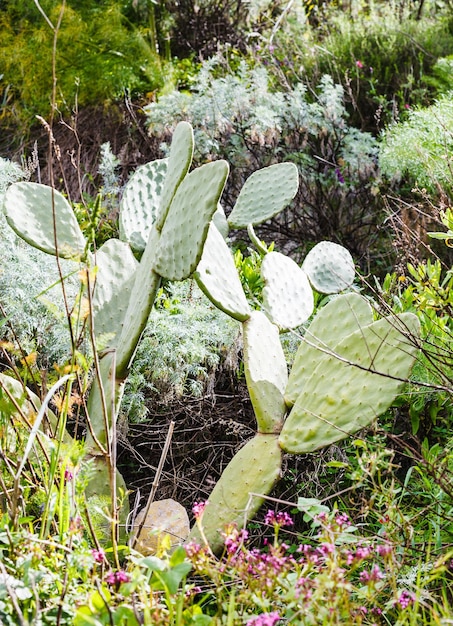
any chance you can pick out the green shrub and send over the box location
[260,3,453,133]
[379,94,453,195]
[0,1,165,126]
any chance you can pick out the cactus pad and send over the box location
[157,121,194,230]
[285,293,374,406]
[194,222,251,322]
[91,240,138,344]
[243,312,288,433]
[302,241,355,294]
[4,182,86,260]
[119,159,168,253]
[227,163,299,229]
[279,312,420,453]
[188,434,282,554]
[212,203,229,239]
[154,160,229,281]
[261,251,314,330]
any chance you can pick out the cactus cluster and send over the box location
[1,122,420,555]
[187,166,420,553]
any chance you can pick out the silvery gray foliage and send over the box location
[144,60,378,173]
[0,157,24,197]
[98,141,121,202]
[122,281,240,423]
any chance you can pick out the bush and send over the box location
[145,59,385,269]
[258,2,453,133]
[379,93,453,195]
[0,1,165,127]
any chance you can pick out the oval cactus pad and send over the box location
[302,241,355,294]
[154,160,229,281]
[261,251,314,331]
[119,158,168,253]
[4,182,86,260]
[243,311,288,433]
[194,222,251,321]
[188,434,282,554]
[157,121,194,230]
[285,293,374,406]
[91,239,138,344]
[280,312,420,453]
[228,163,299,229]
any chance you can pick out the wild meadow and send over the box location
[1,1,453,624]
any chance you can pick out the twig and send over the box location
[131,421,175,550]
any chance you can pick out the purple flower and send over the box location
[264,510,294,528]
[106,570,130,586]
[360,564,384,583]
[335,512,349,527]
[64,469,74,481]
[247,611,280,626]
[192,501,207,519]
[396,590,415,609]
[91,548,105,563]
[335,168,345,184]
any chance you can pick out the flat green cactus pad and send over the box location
[91,240,138,345]
[157,121,194,230]
[119,159,168,253]
[227,163,299,229]
[188,434,282,554]
[279,312,420,453]
[194,222,251,322]
[243,311,288,433]
[4,182,86,260]
[212,203,229,239]
[302,241,355,294]
[285,293,374,407]
[154,160,229,281]
[261,251,314,331]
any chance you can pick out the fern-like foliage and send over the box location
[122,281,239,422]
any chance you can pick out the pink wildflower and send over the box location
[192,501,207,519]
[91,548,105,563]
[396,590,415,609]
[247,611,280,626]
[356,60,364,69]
[264,510,294,528]
[106,570,130,586]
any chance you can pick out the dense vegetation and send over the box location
[1,0,453,624]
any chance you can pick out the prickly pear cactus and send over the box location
[302,241,355,294]
[194,222,251,322]
[2,121,229,550]
[119,158,168,253]
[187,171,420,552]
[242,311,287,434]
[261,251,314,330]
[227,163,299,229]
[279,309,420,453]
